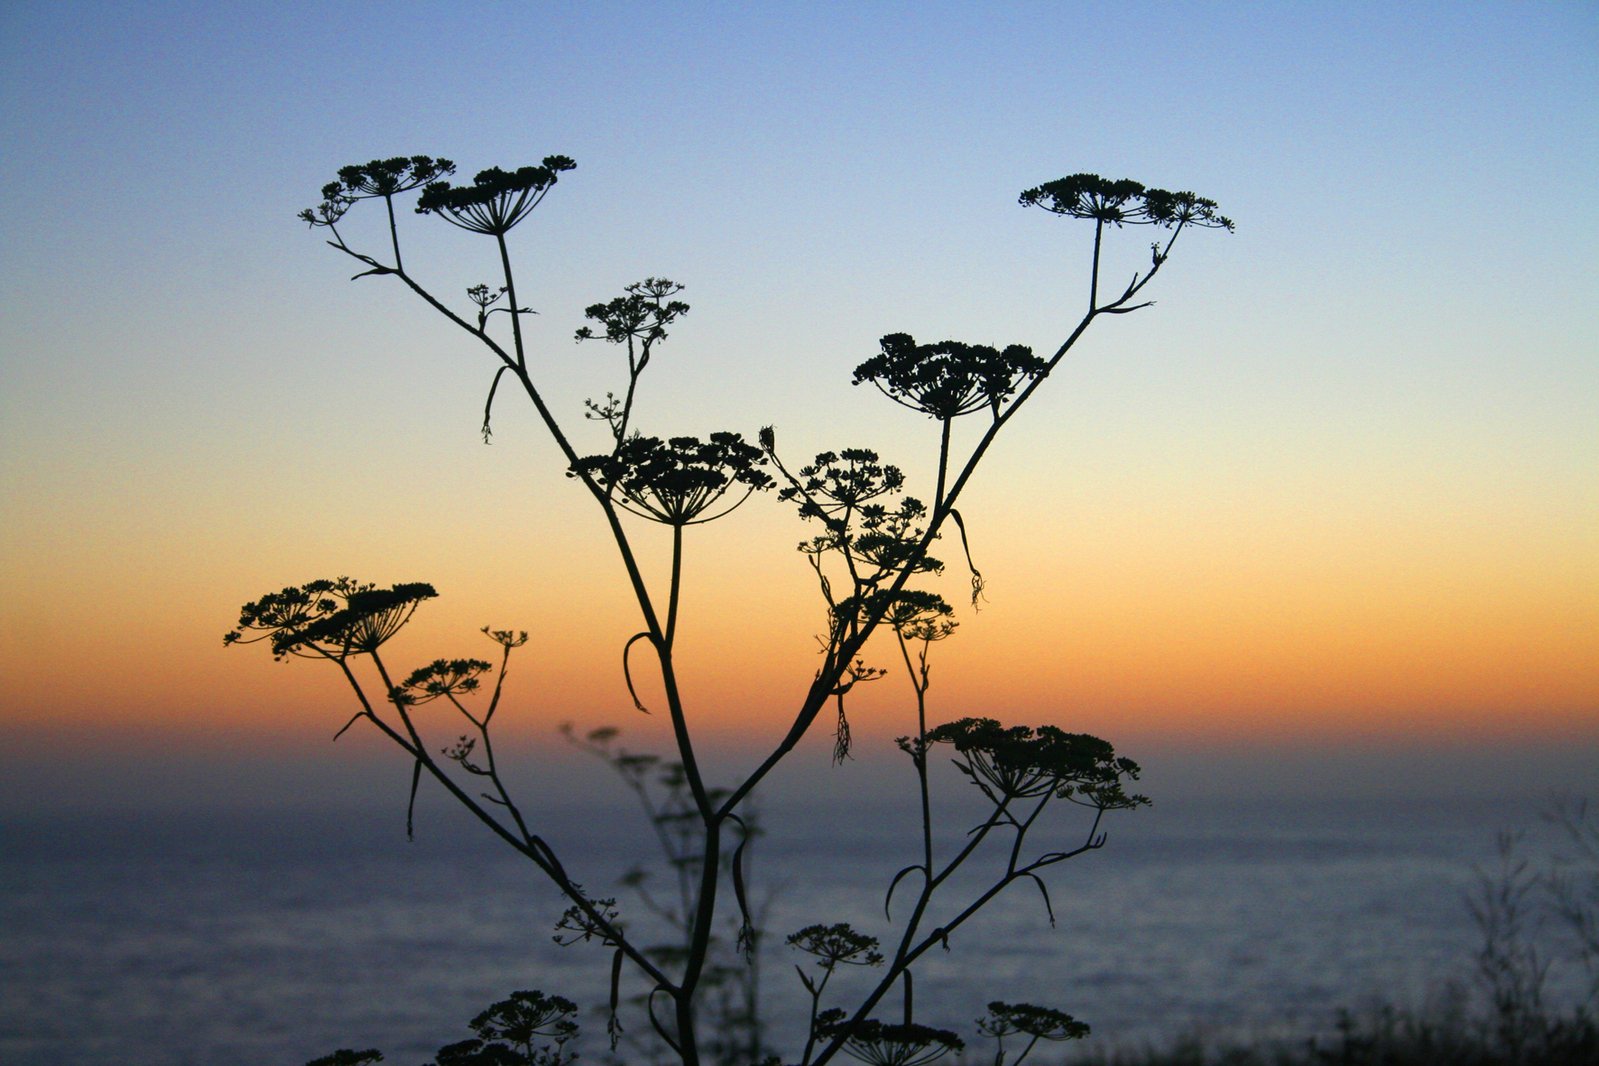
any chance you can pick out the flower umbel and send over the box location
[575,277,690,348]
[786,923,885,970]
[977,999,1090,1041]
[975,1001,1088,1066]
[468,989,580,1050]
[853,333,1045,420]
[298,184,355,228]
[570,432,773,525]
[299,157,455,229]
[224,578,437,661]
[924,717,1147,807]
[337,156,455,199]
[1020,174,1233,231]
[828,590,953,643]
[814,1015,964,1066]
[395,658,492,705]
[883,589,957,643]
[416,156,576,235]
[1141,187,1234,230]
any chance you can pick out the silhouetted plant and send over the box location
[1462,798,1599,1065]
[321,989,580,1066]
[224,578,436,662]
[1056,801,1599,1066]
[1471,829,1551,1059]
[812,1012,964,1066]
[416,158,576,236]
[978,1001,1090,1065]
[306,1051,384,1066]
[1543,796,1599,1007]
[436,990,580,1066]
[236,156,1231,1065]
[563,722,773,1063]
[569,432,774,526]
[853,333,1046,421]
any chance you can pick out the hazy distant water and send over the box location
[0,793,1580,1064]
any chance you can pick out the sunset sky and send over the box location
[1,1,1594,814]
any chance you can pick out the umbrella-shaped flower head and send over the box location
[224,577,436,661]
[1020,174,1233,232]
[337,156,455,199]
[571,432,773,526]
[468,990,579,1050]
[977,1000,1090,1041]
[787,923,885,970]
[814,1015,965,1066]
[299,156,455,228]
[395,658,493,705]
[924,717,1147,806]
[416,156,576,235]
[854,333,1045,420]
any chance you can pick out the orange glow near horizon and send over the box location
[2,10,1595,789]
[3,491,1593,767]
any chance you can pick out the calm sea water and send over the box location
[0,792,1585,1064]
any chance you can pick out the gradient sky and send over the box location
[1,1,1595,812]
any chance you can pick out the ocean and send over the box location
[1,790,1589,1064]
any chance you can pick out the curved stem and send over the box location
[356,229,710,832]
[340,652,678,996]
[812,808,1101,1066]
[810,807,1010,1066]
[724,293,1111,820]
